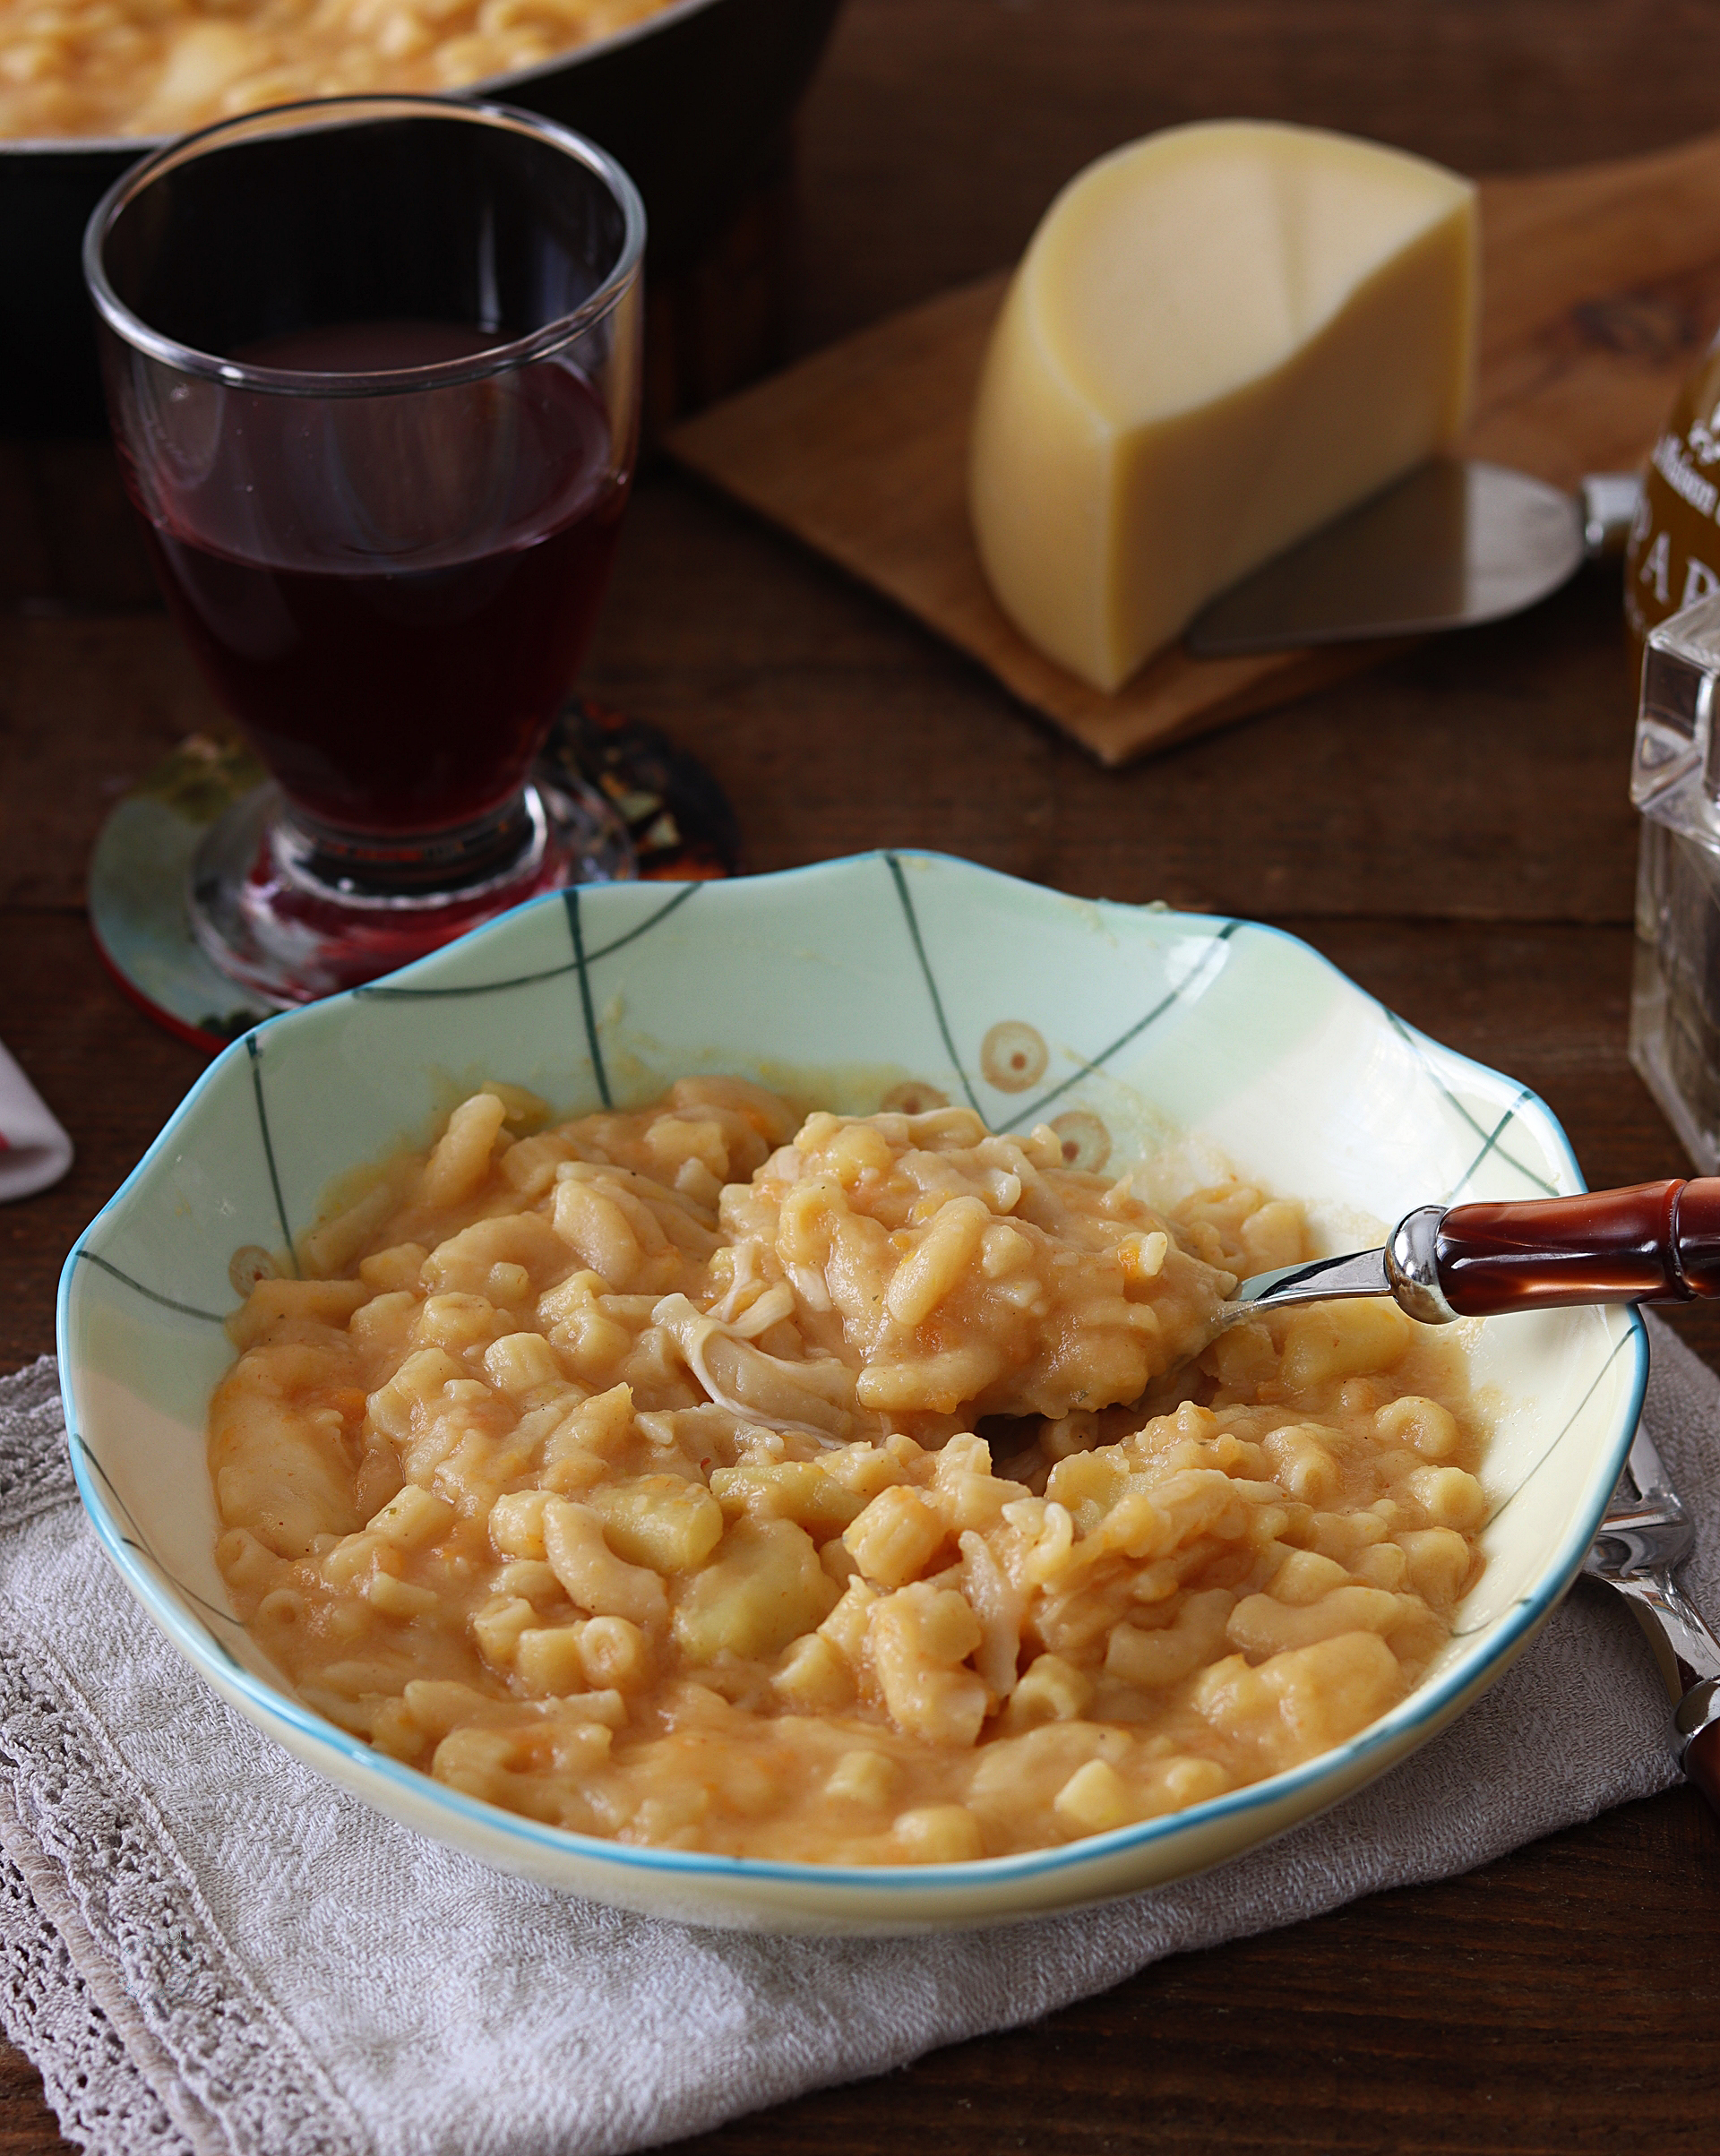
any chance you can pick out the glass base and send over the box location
[188,778,634,1005]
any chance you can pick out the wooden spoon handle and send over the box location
[1434,1179,1720,1318]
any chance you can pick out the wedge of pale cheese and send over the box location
[968,121,1478,691]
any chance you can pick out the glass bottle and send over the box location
[1625,333,1720,668]
[1630,593,1720,1170]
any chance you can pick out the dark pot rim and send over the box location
[0,0,726,158]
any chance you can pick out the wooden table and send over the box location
[6,1,1720,2147]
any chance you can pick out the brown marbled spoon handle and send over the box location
[1433,1178,1720,1318]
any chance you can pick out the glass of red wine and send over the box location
[84,96,645,1004]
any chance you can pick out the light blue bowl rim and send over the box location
[55,848,1650,1900]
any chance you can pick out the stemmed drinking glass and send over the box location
[84,96,645,1004]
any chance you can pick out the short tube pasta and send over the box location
[0,0,676,142]
[210,1078,1489,1863]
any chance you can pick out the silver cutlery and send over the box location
[1223,1175,1720,1808]
[1584,1420,1720,1814]
[1185,460,1641,655]
[1224,1175,1720,1329]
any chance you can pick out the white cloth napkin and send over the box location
[1,1324,1712,2156]
[0,1041,73,1203]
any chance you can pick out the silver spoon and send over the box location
[1221,1175,1720,1329]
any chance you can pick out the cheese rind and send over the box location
[968,122,1478,691]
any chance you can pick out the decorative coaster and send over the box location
[88,698,740,1053]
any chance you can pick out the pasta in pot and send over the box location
[0,0,674,142]
[210,1080,1488,1864]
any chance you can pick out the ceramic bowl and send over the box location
[57,852,1646,1934]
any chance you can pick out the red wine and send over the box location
[122,320,628,839]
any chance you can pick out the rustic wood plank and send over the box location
[0,612,227,912]
[0,441,157,614]
[0,478,1643,927]
[1467,135,1720,485]
[0,2050,60,2156]
[669,132,1720,766]
[791,0,1720,351]
[666,270,1389,767]
[13,4,1720,2151]
[663,1787,1720,2155]
[0,913,206,1377]
[594,494,1646,923]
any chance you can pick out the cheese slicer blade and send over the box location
[1184,459,1638,656]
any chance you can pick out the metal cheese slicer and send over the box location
[1221,1175,1720,1329]
[1185,461,1642,655]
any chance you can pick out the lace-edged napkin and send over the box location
[1,1330,1712,2156]
[0,1042,72,1204]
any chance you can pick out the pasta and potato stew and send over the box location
[211,1080,1488,1863]
[0,0,674,142]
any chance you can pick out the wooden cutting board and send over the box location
[666,130,1720,765]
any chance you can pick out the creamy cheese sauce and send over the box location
[211,1081,1487,1863]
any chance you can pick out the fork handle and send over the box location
[1686,1716,1720,1816]
[1432,1178,1720,1318]
[1680,1680,1720,1817]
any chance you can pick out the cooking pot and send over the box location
[2,0,844,432]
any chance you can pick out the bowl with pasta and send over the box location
[56,851,1645,1932]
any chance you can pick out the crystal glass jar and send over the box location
[1630,592,1720,1169]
